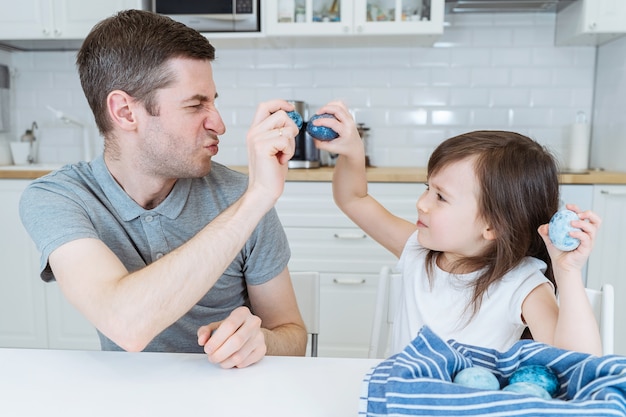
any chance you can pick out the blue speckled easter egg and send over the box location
[306,113,339,140]
[503,382,552,399]
[548,209,581,251]
[287,110,303,130]
[453,367,500,391]
[508,365,559,397]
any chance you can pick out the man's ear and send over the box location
[107,90,137,131]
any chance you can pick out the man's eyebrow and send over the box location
[183,92,219,103]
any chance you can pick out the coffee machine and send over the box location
[287,100,320,169]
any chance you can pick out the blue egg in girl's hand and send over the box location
[508,365,559,397]
[306,113,339,140]
[453,367,500,391]
[287,110,303,130]
[503,382,552,399]
[548,209,581,251]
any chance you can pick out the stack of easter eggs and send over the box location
[453,365,559,399]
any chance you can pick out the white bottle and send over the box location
[567,111,590,173]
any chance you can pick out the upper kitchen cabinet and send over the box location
[0,0,147,47]
[556,0,626,46]
[265,0,444,43]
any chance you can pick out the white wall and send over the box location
[5,12,597,167]
[591,35,626,172]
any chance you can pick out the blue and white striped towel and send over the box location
[360,326,626,416]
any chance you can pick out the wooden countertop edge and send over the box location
[2,165,626,184]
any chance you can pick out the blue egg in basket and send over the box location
[287,110,303,130]
[306,113,339,141]
[548,209,581,251]
[503,382,552,400]
[453,367,500,391]
[508,365,559,397]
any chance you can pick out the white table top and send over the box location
[0,348,381,417]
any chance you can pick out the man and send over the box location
[19,9,307,368]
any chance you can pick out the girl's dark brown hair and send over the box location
[425,131,559,320]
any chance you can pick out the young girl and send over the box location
[312,101,602,356]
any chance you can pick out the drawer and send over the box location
[285,227,396,274]
[276,182,424,228]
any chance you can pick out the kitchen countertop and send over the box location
[1,164,626,184]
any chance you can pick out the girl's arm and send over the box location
[523,204,602,356]
[314,101,416,257]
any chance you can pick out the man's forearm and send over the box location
[262,324,308,357]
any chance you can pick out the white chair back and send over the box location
[368,266,401,359]
[585,284,615,355]
[291,271,321,357]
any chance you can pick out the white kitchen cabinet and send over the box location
[556,0,626,46]
[0,179,99,350]
[0,0,146,40]
[276,181,423,357]
[0,180,47,348]
[265,0,443,40]
[587,185,626,355]
[44,282,100,350]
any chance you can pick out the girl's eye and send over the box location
[437,193,446,202]
[424,183,430,190]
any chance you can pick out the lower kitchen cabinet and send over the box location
[318,272,379,358]
[587,185,626,355]
[0,179,99,350]
[0,180,47,348]
[276,181,424,357]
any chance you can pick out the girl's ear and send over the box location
[483,226,496,241]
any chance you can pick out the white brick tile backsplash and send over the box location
[511,68,552,86]
[370,87,410,107]
[472,28,515,47]
[470,68,510,86]
[388,109,429,126]
[430,68,470,87]
[489,88,530,106]
[409,88,449,107]
[432,109,471,125]
[449,49,491,67]
[491,48,532,67]
[450,88,489,106]
[530,88,573,107]
[471,108,510,126]
[512,26,555,46]
[349,69,391,87]
[389,68,430,86]
[1,13,600,167]
[411,48,451,67]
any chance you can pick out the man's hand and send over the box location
[197,306,267,369]
[245,100,298,212]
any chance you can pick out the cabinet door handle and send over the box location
[333,233,367,239]
[600,190,626,196]
[333,278,366,285]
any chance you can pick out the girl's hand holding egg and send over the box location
[306,113,339,140]
[548,209,582,251]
